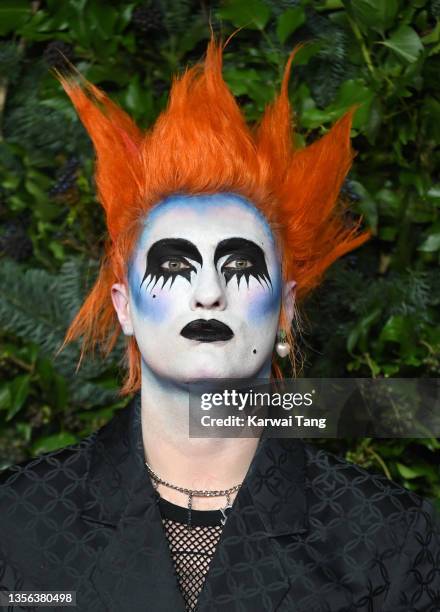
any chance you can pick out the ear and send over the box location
[282,279,296,328]
[111,283,134,336]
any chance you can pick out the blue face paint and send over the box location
[247,263,282,321]
[128,192,282,326]
[127,258,170,323]
[135,193,277,251]
[124,193,285,382]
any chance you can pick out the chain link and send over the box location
[145,461,241,530]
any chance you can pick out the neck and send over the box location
[140,360,267,510]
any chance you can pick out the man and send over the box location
[1,39,439,611]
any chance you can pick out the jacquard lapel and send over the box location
[81,395,186,612]
[196,437,309,612]
[81,398,308,612]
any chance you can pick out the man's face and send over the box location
[126,194,282,381]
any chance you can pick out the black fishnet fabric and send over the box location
[159,498,223,611]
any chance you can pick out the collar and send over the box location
[82,393,309,536]
[82,393,309,611]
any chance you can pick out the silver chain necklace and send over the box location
[145,461,241,530]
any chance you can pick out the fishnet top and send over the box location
[158,497,224,611]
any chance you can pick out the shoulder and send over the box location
[302,441,438,533]
[0,432,96,508]
[0,434,97,571]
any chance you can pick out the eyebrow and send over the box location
[213,238,266,267]
[145,237,267,269]
[146,238,203,265]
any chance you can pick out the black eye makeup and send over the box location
[214,238,272,289]
[141,238,202,291]
[141,237,271,293]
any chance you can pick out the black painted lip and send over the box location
[180,319,234,342]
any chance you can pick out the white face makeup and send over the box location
[125,194,283,382]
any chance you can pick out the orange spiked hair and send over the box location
[58,38,370,395]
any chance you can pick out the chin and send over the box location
[147,345,271,382]
[181,361,265,382]
[182,365,235,381]
[175,359,237,381]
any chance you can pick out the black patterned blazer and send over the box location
[1,394,439,611]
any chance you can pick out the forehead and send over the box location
[136,193,276,252]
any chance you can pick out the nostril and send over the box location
[195,299,221,308]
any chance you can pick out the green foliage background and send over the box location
[0,0,439,505]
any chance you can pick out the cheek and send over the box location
[246,286,281,322]
[127,261,170,323]
[246,265,282,322]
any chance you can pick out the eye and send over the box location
[160,258,191,272]
[223,258,253,270]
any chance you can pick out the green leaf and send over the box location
[378,226,397,241]
[332,79,372,107]
[381,364,400,376]
[291,42,322,66]
[84,0,118,40]
[121,76,154,123]
[300,79,375,129]
[348,0,398,32]
[33,198,63,222]
[276,8,305,44]
[403,354,422,366]
[6,374,31,421]
[0,1,31,36]
[218,0,271,30]
[35,357,67,411]
[52,374,68,412]
[427,186,440,201]
[382,26,424,63]
[124,76,143,113]
[348,180,378,233]
[379,316,415,351]
[317,0,344,9]
[0,384,11,411]
[223,68,261,96]
[331,79,375,129]
[418,233,440,252]
[421,98,440,144]
[25,179,48,205]
[422,20,440,44]
[174,19,208,59]
[31,432,78,455]
[17,9,70,37]
[347,308,382,354]
[396,462,436,480]
[48,240,65,261]
[376,187,401,216]
[16,422,32,443]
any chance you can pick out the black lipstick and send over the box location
[180,319,234,342]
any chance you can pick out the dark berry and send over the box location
[0,187,8,217]
[132,4,163,36]
[0,221,33,261]
[341,179,361,202]
[49,156,79,199]
[43,41,75,70]
[152,80,168,97]
[346,254,359,269]
[431,0,440,18]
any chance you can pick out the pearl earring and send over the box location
[275,330,291,358]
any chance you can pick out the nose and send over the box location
[190,266,227,311]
